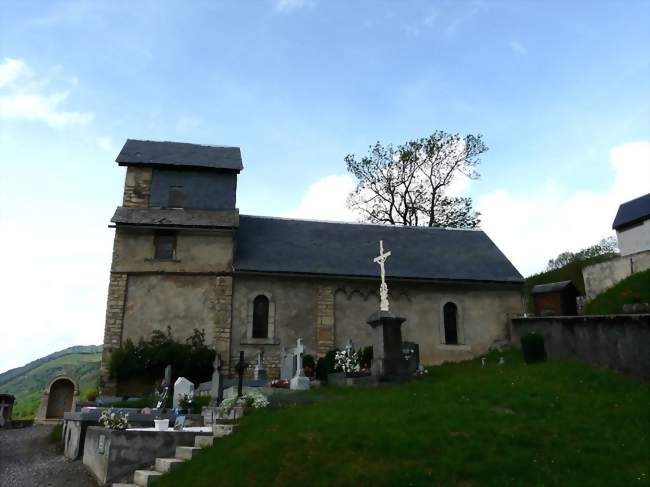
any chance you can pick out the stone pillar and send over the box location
[99,273,129,394]
[214,276,233,373]
[367,310,408,380]
[316,286,335,356]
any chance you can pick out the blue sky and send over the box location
[1,0,649,372]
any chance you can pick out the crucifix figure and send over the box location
[373,240,392,312]
[235,351,248,398]
[210,353,224,405]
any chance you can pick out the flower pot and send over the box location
[154,419,169,431]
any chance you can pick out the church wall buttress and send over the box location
[316,285,335,356]
[99,272,128,395]
[214,276,234,372]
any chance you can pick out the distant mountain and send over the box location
[0,345,102,419]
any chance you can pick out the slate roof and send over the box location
[116,139,243,171]
[233,216,523,283]
[530,280,576,294]
[612,193,650,230]
[111,207,239,228]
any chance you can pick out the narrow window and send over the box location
[252,295,269,339]
[168,185,185,208]
[154,232,176,260]
[443,302,458,345]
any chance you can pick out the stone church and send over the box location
[100,139,524,392]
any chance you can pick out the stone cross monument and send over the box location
[210,353,224,406]
[373,240,392,312]
[290,338,310,390]
[367,240,408,380]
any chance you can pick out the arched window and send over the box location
[443,302,458,345]
[252,295,269,339]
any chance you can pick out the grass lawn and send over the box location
[585,269,650,315]
[157,351,649,487]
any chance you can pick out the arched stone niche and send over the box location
[35,374,79,424]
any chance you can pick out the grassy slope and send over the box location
[2,352,102,418]
[158,351,649,487]
[585,269,650,315]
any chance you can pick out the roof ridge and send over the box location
[240,213,483,232]
[125,138,240,150]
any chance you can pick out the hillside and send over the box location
[157,351,648,486]
[585,269,650,315]
[0,345,102,419]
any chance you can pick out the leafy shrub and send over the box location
[48,423,63,443]
[109,327,215,387]
[303,354,315,377]
[316,349,340,381]
[359,346,373,369]
[521,332,546,364]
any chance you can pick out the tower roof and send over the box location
[116,139,243,171]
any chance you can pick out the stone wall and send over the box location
[511,315,650,380]
[100,273,128,393]
[122,167,152,208]
[582,251,650,301]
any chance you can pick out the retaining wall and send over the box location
[511,314,650,380]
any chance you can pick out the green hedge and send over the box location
[109,327,215,387]
[521,332,546,364]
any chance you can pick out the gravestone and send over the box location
[0,394,15,428]
[401,341,420,374]
[280,349,296,380]
[210,354,224,406]
[254,350,267,382]
[290,338,310,390]
[173,377,194,409]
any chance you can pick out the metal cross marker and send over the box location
[373,240,392,311]
[235,351,248,398]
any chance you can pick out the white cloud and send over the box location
[510,40,528,56]
[273,0,315,12]
[478,141,650,276]
[282,174,357,222]
[95,136,113,151]
[0,57,93,128]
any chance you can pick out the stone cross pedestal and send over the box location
[367,310,408,380]
[290,338,310,390]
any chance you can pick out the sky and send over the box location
[0,0,649,373]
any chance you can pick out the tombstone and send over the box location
[156,364,172,408]
[0,394,15,428]
[35,374,80,423]
[280,349,296,380]
[173,377,194,409]
[401,341,420,374]
[234,351,248,398]
[254,350,268,382]
[290,338,310,390]
[210,353,224,406]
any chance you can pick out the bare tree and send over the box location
[345,131,487,228]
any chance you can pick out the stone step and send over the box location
[213,423,240,437]
[112,484,138,487]
[175,446,203,460]
[155,457,185,473]
[194,435,215,448]
[133,469,163,487]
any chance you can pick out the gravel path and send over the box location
[0,424,97,487]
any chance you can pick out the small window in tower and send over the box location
[154,232,176,260]
[168,185,185,208]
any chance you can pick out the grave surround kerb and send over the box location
[367,310,409,379]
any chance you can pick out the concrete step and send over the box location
[175,446,204,460]
[155,457,185,473]
[213,423,240,437]
[194,435,215,448]
[112,484,138,487]
[133,469,163,487]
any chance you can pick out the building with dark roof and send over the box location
[530,281,579,316]
[100,139,524,392]
[612,193,650,256]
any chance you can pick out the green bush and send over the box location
[303,354,316,377]
[359,346,373,369]
[316,349,339,381]
[109,327,215,387]
[48,423,63,444]
[521,332,546,364]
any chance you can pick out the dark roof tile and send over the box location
[612,193,650,230]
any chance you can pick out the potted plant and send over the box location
[153,415,169,431]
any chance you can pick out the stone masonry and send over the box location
[316,285,335,356]
[122,167,152,208]
[100,273,128,394]
[213,276,233,372]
